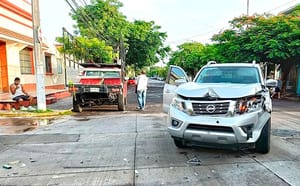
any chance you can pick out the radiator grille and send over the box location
[192,102,229,115]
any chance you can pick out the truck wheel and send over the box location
[73,96,83,113]
[118,95,125,111]
[73,104,83,113]
[255,119,271,154]
[173,139,186,148]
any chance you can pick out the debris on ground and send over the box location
[3,164,12,169]
[186,157,201,166]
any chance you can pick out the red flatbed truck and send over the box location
[72,63,127,112]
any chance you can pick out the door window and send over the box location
[167,66,187,85]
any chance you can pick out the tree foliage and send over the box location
[212,13,300,92]
[148,66,168,79]
[168,42,221,76]
[126,20,170,69]
[70,0,128,47]
[56,35,113,63]
[61,0,169,69]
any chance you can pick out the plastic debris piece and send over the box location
[135,170,139,177]
[8,160,20,165]
[3,164,12,169]
[187,157,201,166]
[29,158,36,163]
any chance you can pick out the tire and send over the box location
[173,138,186,148]
[118,94,125,111]
[73,95,83,113]
[73,104,83,113]
[255,119,271,154]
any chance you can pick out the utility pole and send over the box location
[247,0,250,16]
[32,0,46,111]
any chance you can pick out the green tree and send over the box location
[62,0,169,68]
[56,36,113,63]
[212,14,300,93]
[126,20,170,70]
[168,42,221,76]
[70,0,128,48]
[148,66,168,79]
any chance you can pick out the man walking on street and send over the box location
[136,70,148,110]
[10,77,35,111]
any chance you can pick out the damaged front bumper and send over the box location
[168,106,271,146]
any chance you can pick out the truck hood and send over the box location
[176,82,263,99]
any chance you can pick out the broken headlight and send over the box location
[236,96,263,114]
[171,95,193,115]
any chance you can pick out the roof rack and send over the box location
[207,61,217,65]
[79,63,121,68]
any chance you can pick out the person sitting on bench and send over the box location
[10,77,35,111]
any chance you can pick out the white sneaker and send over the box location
[20,106,28,111]
[28,106,36,111]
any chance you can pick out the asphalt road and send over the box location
[0,80,300,185]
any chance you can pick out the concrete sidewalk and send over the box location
[0,89,72,117]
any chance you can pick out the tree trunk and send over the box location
[280,61,294,96]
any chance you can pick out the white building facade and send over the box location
[0,0,66,93]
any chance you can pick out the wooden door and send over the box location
[0,41,9,93]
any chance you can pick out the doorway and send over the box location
[0,41,9,93]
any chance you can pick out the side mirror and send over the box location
[175,79,187,86]
[266,79,277,88]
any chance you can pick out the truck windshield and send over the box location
[195,67,260,84]
[85,71,120,78]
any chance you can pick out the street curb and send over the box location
[0,109,73,118]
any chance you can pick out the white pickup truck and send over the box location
[163,61,273,153]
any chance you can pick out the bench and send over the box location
[0,100,16,110]
[0,96,58,110]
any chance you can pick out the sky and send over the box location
[40,0,300,49]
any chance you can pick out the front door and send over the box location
[162,65,189,113]
[0,41,9,93]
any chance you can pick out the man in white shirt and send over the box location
[10,77,35,111]
[136,70,148,110]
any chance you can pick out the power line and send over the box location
[65,0,107,41]
[265,0,298,13]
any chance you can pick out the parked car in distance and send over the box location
[163,61,274,153]
[128,77,137,86]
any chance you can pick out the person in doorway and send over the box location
[10,77,35,111]
[136,70,148,110]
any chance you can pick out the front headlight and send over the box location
[171,95,193,115]
[236,96,263,114]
